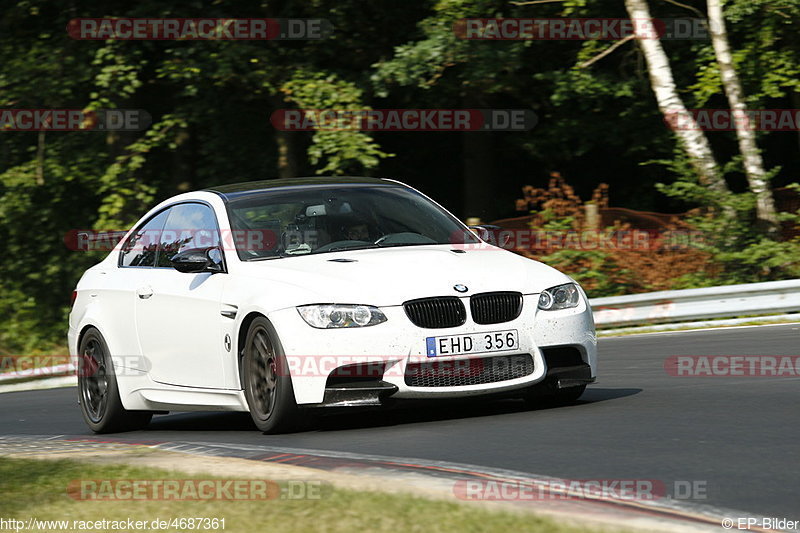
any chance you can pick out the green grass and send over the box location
[0,457,613,533]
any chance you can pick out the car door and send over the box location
[101,208,171,372]
[134,202,228,389]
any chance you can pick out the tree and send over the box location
[623,0,731,199]
[707,0,778,232]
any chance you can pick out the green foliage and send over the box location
[535,210,641,297]
[281,71,392,174]
[653,152,800,285]
[0,1,407,353]
[691,1,800,107]
[541,248,642,296]
[1,0,800,352]
[0,158,104,353]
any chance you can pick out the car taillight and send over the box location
[71,290,78,306]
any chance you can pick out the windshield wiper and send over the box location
[321,244,381,253]
[318,242,437,254]
[250,241,438,260]
[375,242,433,248]
[248,244,313,260]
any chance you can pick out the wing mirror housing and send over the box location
[467,224,511,247]
[171,247,224,274]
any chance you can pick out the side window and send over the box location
[119,209,170,267]
[156,203,221,268]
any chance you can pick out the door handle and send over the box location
[136,286,153,299]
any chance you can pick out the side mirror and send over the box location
[171,247,224,274]
[468,225,512,248]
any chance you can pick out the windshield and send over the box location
[225,185,479,260]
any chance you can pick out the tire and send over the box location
[241,317,301,434]
[524,380,587,408]
[77,328,152,433]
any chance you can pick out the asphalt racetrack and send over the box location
[2,324,798,518]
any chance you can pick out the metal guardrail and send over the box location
[2,281,799,385]
[0,363,74,383]
[589,279,800,328]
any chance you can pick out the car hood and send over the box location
[233,244,571,307]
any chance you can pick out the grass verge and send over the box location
[0,456,614,533]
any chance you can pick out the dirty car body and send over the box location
[69,177,597,433]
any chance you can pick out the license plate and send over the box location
[426,329,519,357]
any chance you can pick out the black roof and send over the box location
[205,176,394,200]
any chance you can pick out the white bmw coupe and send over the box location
[69,177,597,433]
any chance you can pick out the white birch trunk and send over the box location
[624,0,730,197]
[707,0,778,229]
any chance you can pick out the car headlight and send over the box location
[297,304,388,328]
[538,283,581,311]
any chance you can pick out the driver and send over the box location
[345,222,370,241]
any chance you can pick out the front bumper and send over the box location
[268,293,597,406]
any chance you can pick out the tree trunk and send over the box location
[275,129,298,179]
[624,0,730,197]
[271,95,299,179]
[171,127,193,192]
[462,131,494,220]
[462,91,494,220]
[35,131,45,185]
[791,91,800,156]
[707,0,778,232]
